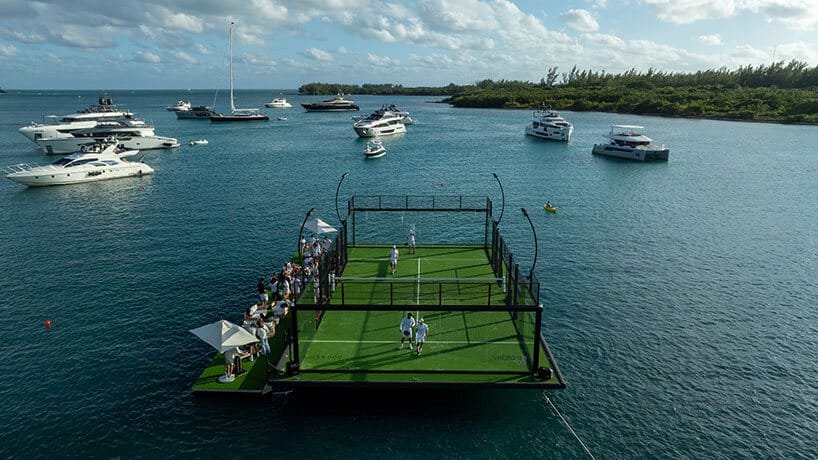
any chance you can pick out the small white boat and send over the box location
[4,142,153,187]
[167,100,192,112]
[189,139,208,146]
[363,140,386,158]
[265,97,292,108]
[592,125,669,161]
[277,117,288,121]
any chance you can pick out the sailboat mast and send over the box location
[229,21,235,113]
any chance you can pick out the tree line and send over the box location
[299,61,818,123]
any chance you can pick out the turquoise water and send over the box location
[1,90,817,458]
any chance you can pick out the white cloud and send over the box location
[135,51,161,63]
[337,46,348,54]
[745,0,818,30]
[195,44,211,55]
[147,7,204,32]
[731,44,768,61]
[643,0,738,24]
[0,28,46,43]
[775,41,818,63]
[561,9,599,32]
[241,53,277,67]
[698,34,722,45]
[0,44,17,56]
[303,47,333,61]
[582,33,626,50]
[367,53,397,66]
[175,51,197,64]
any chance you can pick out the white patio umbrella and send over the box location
[304,217,338,235]
[189,319,258,353]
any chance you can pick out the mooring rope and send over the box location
[542,392,597,460]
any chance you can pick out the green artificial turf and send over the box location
[336,246,508,306]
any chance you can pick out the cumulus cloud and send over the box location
[0,28,46,43]
[0,44,17,56]
[303,47,333,61]
[367,53,396,66]
[195,44,211,55]
[561,9,599,32]
[175,51,197,64]
[135,51,161,63]
[698,34,722,45]
[643,0,738,23]
[644,0,818,30]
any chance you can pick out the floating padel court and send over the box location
[267,195,565,390]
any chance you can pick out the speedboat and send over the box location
[4,142,153,187]
[525,106,573,141]
[353,106,408,138]
[189,139,208,146]
[166,100,191,111]
[19,92,136,143]
[363,140,386,158]
[302,94,359,112]
[592,125,669,161]
[176,105,217,119]
[209,23,269,122]
[265,97,292,108]
[35,119,179,154]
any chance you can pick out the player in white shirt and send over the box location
[415,318,429,355]
[399,312,416,350]
[389,245,399,275]
[407,229,416,254]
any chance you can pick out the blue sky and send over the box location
[1,0,817,89]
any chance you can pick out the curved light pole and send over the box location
[521,207,538,279]
[335,172,349,223]
[297,207,316,260]
[492,172,505,225]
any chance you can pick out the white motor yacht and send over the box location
[265,97,292,108]
[4,142,153,187]
[35,120,179,154]
[166,100,192,111]
[302,94,359,112]
[19,93,136,143]
[353,106,407,138]
[525,107,573,141]
[592,125,669,161]
[363,140,386,158]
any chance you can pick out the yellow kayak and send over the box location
[544,205,557,213]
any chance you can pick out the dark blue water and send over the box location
[1,90,816,458]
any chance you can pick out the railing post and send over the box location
[438,283,443,306]
[341,282,345,304]
[390,282,394,305]
[487,282,492,306]
[513,263,520,306]
[290,304,300,373]
[533,305,543,371]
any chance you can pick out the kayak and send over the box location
[544,205,557,213]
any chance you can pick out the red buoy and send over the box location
[44,320,52,328]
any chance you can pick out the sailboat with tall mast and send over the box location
[210,21,269,122]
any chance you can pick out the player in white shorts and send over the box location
[407,229,416,254]
[415,318,429,355]
[399,312,416,350]
[389,245,399,275]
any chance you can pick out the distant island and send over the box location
[299,60,818,124]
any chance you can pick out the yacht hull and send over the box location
[592,144,669,161]
[354,124,407,138]
[210,114,270,122]
[525,125,573,142]
[6,165,153,187]
[302,104,359,112]
[37,136,179,154]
